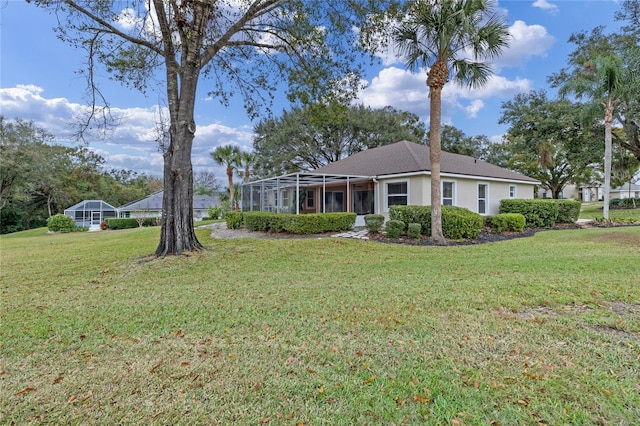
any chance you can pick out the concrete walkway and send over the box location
[330,229,369,240]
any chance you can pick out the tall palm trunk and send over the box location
[428,60,448,245]
[603,97,613,220]
[227,165,235,208]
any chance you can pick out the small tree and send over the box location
[211,145,241,209]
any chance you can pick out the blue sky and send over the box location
[0,0,624,183]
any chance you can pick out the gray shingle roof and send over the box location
[313,140,538,183]
[118,191,218,211]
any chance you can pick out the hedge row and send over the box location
[243,212,356,234]
[389,205,483,240]
[489,213,526,233]
[610,197,640,209]
[105,218,160,230]
[499,199,580,227]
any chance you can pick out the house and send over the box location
[64,199,119,228]
[540,183,602,201]
[611,183,640,199]
[241,141,539,221]
[118,190,218,221]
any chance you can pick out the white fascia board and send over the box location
[376,171,540,185]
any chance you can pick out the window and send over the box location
[509,185,516,199]
[387,181,408,209]
[478,183,488,215]
[324,191,344,212]
[442,181,455,206]
[306,190,315,209]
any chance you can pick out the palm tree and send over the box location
[237,151,256,184]
[394,0,510,244]
[211,145,241,208]
[556,54,624,220]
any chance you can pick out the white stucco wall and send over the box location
[376,173,536,217]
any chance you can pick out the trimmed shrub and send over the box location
[442,206,483,240]
[500,199,559,228]
[389,205,483,240]
[407,222,421,239]
[385,220,405,239]
[555,199,581,223]
[47,214,75,232]
[389,205,430,231]
[490,213,526,233]
[225,211,243,229]
[242,212,356,234]
[610,197,640,209]
[105,218,158,230]
[364,214,385,233]
[244,212,278,232]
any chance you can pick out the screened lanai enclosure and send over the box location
[241,172,374,219]
[64,200,118,228]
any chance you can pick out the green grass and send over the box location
[580,201,640,222]
[1,225,639,425]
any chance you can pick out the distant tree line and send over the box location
[0,117,162,234]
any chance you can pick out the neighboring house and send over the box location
[64,199,119,228]
[540,183,602,201]
[611,183,640,199]
[241,140,539,219]
[118,190,218,220]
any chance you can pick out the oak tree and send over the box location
[31,0,397,255]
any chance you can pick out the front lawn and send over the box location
[1,226,639,425]
[580,201,640,222]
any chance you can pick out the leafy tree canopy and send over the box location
[429,125,490,159]
[549,3,640,163]
[252,103,426,178]
[497,90,603,198]
[30,0,402,255]
[0,116,160,233]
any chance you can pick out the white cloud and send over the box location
[494,20,555,69]
[356,67,531,124]
[0,85,255,181]
[357,67,428,115]
[464,100,484,118]
[532,0,559,14]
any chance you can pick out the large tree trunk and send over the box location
[155,64,203,256]
[428,85,446,245]
[155,128,203,256]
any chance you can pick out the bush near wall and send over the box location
[243,212,356,234]
[407,223,422,239]
[388,205,430,231]
[610,198,640,209]
[384,220,405,239]
[364,214,385,233]
[490,213,526,233]
[555,199,581,223]
[389,205,483,240]
[105,218,159,230]
[500,199,559,228]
